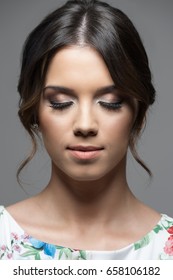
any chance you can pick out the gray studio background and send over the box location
[0,0,172,216]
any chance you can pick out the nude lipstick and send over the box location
[67,145,104,160]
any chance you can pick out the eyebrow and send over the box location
[95,85,117,95]
[43,85,117,96]
[43,86,75,96]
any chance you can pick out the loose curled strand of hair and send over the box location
[129,116,153,177]
[16,131,38,186]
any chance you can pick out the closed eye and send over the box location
[98,101,123,111]
[49,100,123,111]
[49,101,73,110]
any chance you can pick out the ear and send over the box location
[32,114,41,132]
[32,123,42,133]
[32,123,39,130]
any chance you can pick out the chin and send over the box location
[65,167,113,182]
[67,173,104,182]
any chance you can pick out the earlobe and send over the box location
[32,114,41,132]
[32,123,41,133]
[32,123,39,130]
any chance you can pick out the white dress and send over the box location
[0,205,173,260]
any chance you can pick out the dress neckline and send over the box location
[2,205,165,254]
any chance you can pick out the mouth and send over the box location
[67,145,104,160]
[67,145,104,151]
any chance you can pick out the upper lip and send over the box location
[67,145,104,151]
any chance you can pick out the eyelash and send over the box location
[98,101,122,110]
[49,100,122,111]
[49,101,73,110]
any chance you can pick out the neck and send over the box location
[38,157,137,228]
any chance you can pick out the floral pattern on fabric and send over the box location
[0,232,30,260]
[20,237,87,260]
[163,226,173,257]
[133,214,173,260]
[0,205,173,260]
[0,232,87,260]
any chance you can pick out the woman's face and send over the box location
[38,46,135,181]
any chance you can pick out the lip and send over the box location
[67,145,104,151]
[67,145,104,160]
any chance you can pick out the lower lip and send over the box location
[68,149,102,160]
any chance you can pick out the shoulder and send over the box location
[0,205,24,236]
[0,204,35,260]
[159,214,173,235]
[152,214,173,259]
[0,205,9,229]
[0,198,38,244]
[130,213,173,260]
[0,199,40,260]
[6,198,36,217]
[5,196,40,228]
[158,214,173,235]
[0,205,24,256]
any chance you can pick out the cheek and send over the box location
[103,112,133,145]
[39,112,69,149]
[102,114,133,168]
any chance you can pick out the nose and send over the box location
[73,104,98,137]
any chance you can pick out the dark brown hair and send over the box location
[17,0,156,182]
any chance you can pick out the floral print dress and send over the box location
[0,206,173,260]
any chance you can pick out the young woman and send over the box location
[0,0,173,260]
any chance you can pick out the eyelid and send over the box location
[49,100,74,110]
[43,86,76,99]
[96,96,122,104]
[96,91,122,102]
[98,100,123,110]
[44,92,75,103]
[49,96,74,103]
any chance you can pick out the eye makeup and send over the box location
[49,100,123,111]
[98,100,123,111]
[43,86,75,110]
[43,85,124,111]
[43,86,75,97]
[49,101,73,110]
[96,91,123,111]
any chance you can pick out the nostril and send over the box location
[74,128,97,137]
[90,130,97,136]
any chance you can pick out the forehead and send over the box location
[45,46,114,91]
